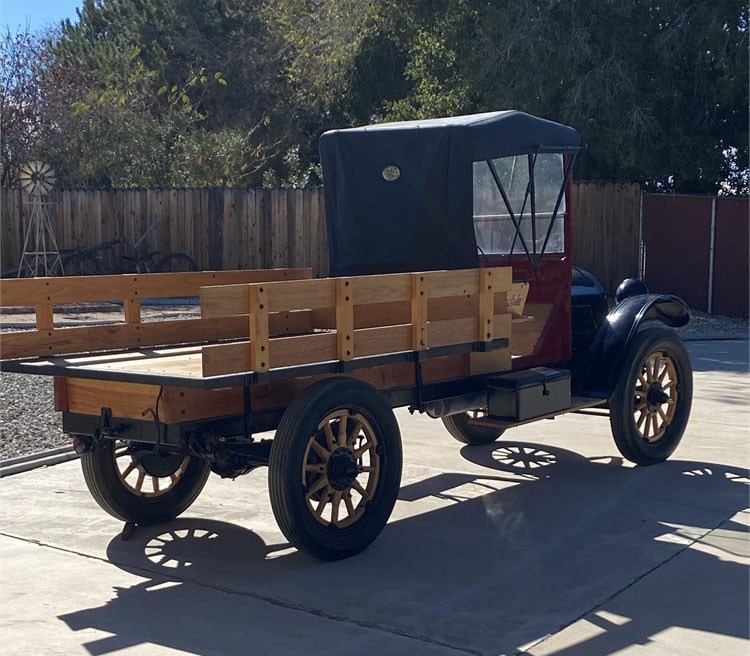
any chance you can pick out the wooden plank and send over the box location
[511,303,551,356]
[354,324,411,357]
[469,348,512,375]
[0,313,310,360]
[290,189,304,267]
[53,376,69,412]
[246,189,259,269]
[203,331,339,377]
[428,317,478,348]
[265,278,335,312]
[1,268,312,307]
[66,378,163,421]
[270,332,336,368]
[335,278,354,360]
[248,285,270,372]
[411,273,428,350]
[271,189,288,268]
[426,269,479,298]
[353,273,412,304]
[224,189,238,269]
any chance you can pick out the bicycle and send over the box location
[67,217,198,276]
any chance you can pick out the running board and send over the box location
[473,396,607,430]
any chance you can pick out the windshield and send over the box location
[473,153,566,256]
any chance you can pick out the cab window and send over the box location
[473,153,566,255]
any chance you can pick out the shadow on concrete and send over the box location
[59,441,749,656]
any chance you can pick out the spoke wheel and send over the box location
[633,351,678,444]
[81,439,211,525]
[610,328,692,465]
[302,410,381,529]
[442,408,505,445]
[269,377,402,560]
[114,442,190,498]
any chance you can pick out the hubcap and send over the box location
[302,409,381,529]
[633,351,678,443]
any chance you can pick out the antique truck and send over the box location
[0,111,693,560]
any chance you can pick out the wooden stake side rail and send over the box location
[200,267,513,376]
[0,268,312,359]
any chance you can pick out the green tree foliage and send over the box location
[1,0,746,192]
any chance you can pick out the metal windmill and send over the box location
[17,161,64,277]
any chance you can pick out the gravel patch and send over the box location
[0,373,66,460]
[1,308,747,461]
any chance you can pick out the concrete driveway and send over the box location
[1,340,748,656]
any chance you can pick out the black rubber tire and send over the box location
[157,253,199,273]
[609,327,693,465]
[441,411,505,445]
[268,377,402,560]
[81,439,211,524]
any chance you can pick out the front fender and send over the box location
[571,294,690,397]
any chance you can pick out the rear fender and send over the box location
[571,294,690,397]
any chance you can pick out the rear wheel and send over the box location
[268,377,402,560]
[81,439,211,524]
[442,409,505,445]
[609,328,692,465]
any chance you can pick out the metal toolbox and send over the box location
[487,367,571,421]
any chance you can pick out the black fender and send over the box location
[570,294,690,398]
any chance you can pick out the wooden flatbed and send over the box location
[1,267,542,427]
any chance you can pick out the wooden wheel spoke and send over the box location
[351,478,369,499]
[322,423,336,452]
[135,470,146,493]
[347,421,363,448]
[636,410,648,430]
[337,415,348,447]
[153,477,160,493]
[305,477,329,500]
[310,439,330,461]
[314,494,330,519]
[330,491,343,526]
[353,442,372,460]
[343,491,355,515]
[121,461,137,479]
[305,463,326,474]
[638,374,649,388]
[170,473,178,483]
[358,465,375,473]
[658,408,668,422]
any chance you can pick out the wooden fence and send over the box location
[570,182,642,293]
[1,183,640,288]
[1,188,328,277]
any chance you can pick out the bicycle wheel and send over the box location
[157,253,199,272]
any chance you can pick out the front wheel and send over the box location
[81,439,211,524]
[609,327,693,465]
[268,377,402,560]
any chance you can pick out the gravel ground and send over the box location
[1,308,747,461]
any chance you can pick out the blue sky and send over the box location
[2,0,82,33]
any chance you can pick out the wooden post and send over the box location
[35,304,53,330]
[124,298,141,324]
[479,268,494,342]
[335,278,354,360]
[248,284,270,372]
[411,273,428,350]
